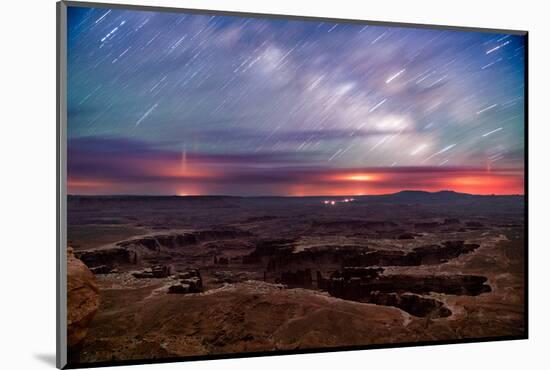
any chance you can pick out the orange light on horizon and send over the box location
[451,176,487,186]
[333,173,382,182]
[175,186,203,196]
[347,174,374,181]
[159,162,217,179]
[68,161,524,196]
[68,178,112,188]
[447,175,523,195]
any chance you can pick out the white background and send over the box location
[2,0,548,368]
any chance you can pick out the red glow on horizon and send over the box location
[68,165,524,196]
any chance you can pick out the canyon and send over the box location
[66,192,525,365]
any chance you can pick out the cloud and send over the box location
[68,136,524,195]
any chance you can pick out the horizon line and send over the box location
[67,189,525,198]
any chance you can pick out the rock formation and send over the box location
[365,291,452,318]
[342,241,480,267]
[116,233,198,251]
[89,265,112,274]
[132,264,173,279]
[280,269,314,288]
[76,228,253,272]
[212,270,251,284]
[316,266,490,317]
[244,238,480,274]
[242,238,296,264]
[168,269,203,294]
[67,247,100,349]
[75,247,138,268]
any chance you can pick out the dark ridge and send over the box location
[387,190,472,200]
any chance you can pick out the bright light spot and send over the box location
[347,174,374,181]
[324,198,355,205]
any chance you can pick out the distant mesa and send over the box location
[388,190,471,200]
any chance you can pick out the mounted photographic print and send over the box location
[57,1,528,368]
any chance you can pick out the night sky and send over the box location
[67,6,525,196]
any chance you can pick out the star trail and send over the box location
[67,6,525,196]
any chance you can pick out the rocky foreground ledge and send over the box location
[67,247,100,350]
